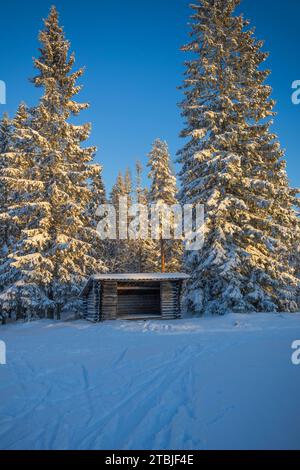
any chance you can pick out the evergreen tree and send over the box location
[147,139,182,272]
[111,172,125,202]
[124,166,147,272]
[88,163,108,273]
[109,168,147,273]
[88,163,106,232]
[291,223,300,282]
[110,171,126,228]
[91,165,106,210]
[178,0,300,314]
[133,161,152,272]
[135,161,148,206]
[0,7,106,319]
[0,113,13,323]
[109,172,129,272]
[124,168,133,206]
[0,113,13,260]
[0,113,12,154]
[0,104,47,320]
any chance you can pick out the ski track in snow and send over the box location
[0,313,300,450]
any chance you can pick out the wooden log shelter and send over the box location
[80,273,190,322]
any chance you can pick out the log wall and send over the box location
[160,281,181,319]
[84,279,183,322]
[101,281,118,320]
[84,280,101,322]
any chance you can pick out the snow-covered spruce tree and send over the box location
[90,164,106,211]
[135,161,148,207]
[147,139,182,272]
[1,7,106,319]
[133,160,153,272]
[0,113,13,261]
[109,169,141,273]
[123,167,145,272]
[178,0,300,314]
[0,113,12,156]
[111,172,126,208]
[124,168,133,206]
[88,163,106,231]
[0,104,47,321]
[0,113,13,323]
[87,163,108,273]
[291,228,300,283]
[110,171,126,244]
[109,172,128,272]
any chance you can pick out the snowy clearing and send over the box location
[0,313,300,450]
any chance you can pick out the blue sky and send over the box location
[0,0,299,191]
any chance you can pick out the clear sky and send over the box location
[0,0,299,192]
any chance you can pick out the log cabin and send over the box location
[80,273,190,322]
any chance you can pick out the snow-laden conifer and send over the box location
[124,168,133,206]
[147,139,182,272]
[88,163,106,236]
[0,104,49,320]
[0,113,13,322]
[133,161,153,272]
[1,7,106,319]
[0,113,13,260]
[178,0,300,314]
[109,172,129,272]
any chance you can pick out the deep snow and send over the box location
[0,313,300,450]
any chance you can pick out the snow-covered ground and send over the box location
[0,313,300,450]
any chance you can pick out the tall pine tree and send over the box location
[135,161,148,206]
[0,113,13,322]
[133,161,153,272]
[0,7,106,319]
[178,0,300,314]
[109,171,130,272]
[0,113,13,260]
[147,139,182,272]
[124,168,133,206]
[0,104,47,320]
[88,163,106,234]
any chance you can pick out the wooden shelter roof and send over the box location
[80,273,190,297]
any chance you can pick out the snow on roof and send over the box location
[91,273,190,282]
